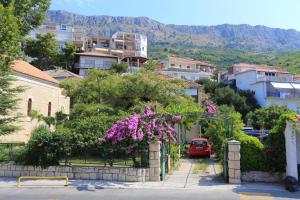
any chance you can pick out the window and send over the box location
[191,140,207,147]
[48,102,52,117]
[27,98,32,116]
[103,61,113,68]
[60,24,67,31]
[171,64,175,67]
[84,59,95,66]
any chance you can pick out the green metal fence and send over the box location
[0,142,25,162]
[62,143,149,168]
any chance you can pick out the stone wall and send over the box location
[0,163,149,182]
[242,171,285,183]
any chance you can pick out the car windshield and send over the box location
[191,140,207,147]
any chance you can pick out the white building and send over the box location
[160,56,215,81]
[111,32,147,58]
[228,63,300,112]
[29,22,86,50]
[74,52,119,76]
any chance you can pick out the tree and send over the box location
[111,63,128,74]
[141,60,160,72]
[0,3,24,135]
[59,42,76,70]
[24,33,60,70]
[0,0,50,36]
[196,78,259,121]
[247,105,293,130]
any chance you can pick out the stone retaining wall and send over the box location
[241,171,285,183]
[0,163,149,182]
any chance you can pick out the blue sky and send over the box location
[51,0,300,30]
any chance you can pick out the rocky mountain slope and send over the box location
[46,10,300,51]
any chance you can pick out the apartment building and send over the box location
[29,22,86,51]
[160,56,215,81]
[74,51,119,76]
[226,63,300,111]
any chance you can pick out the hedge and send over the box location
[233,131,266,171]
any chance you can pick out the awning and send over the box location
[271,82,293,89]
[291,83,300,89]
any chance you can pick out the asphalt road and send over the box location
[0,187,299,200]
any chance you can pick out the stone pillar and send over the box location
[228,140,241,184]
[285,121,299,180]
[149,142,161,181]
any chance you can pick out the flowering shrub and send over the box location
[99,108,181,144]
[203,99,217,114]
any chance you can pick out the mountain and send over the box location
[46,10,300,52]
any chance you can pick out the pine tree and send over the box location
[0,4,23,135]
[0,1,50,135]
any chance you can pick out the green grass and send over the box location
[192,158,209,174]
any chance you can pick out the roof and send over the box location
[75,52,119,59]
[294,74,300,79]
[45,69,82,79]
[191,138,208,141]
[158,73,202,89]
[233,63,287,73]
[168,56,214,67]
[12,60,59,84]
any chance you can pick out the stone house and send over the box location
[0,60,70,143]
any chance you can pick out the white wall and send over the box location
[160,70,212,81]
[235,71,257,90]
[297,133,300,164]
[285,121,299,180]
[251,82,267,107]
[79,56,118,69]
[266,98,300,111]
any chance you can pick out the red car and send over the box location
[188,138,211,157]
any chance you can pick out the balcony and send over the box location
[75,63,112,69]
[256,75,293,82]
[266,82,300,98]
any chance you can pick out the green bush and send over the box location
[247,105,292,130]
[233,132,266,171]
[16,125,70,167]
[266,113,296,172]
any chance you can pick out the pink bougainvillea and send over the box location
[98,108,181,143]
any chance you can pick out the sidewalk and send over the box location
[0,177,287,192]
[0,158,288,193]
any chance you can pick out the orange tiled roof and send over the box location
[168,56,214,67]
[294,74,300,78]
[233,63,287,73]
[13,60,59,84]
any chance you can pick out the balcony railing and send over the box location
[75,63,112,69]
[256,76,293,82]
[267,91,300,98]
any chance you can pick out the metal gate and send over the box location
[160,141,169,181]
[223,142,229,182]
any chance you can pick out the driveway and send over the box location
[162,158,223,188]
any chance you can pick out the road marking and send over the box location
[240,192,272,200]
